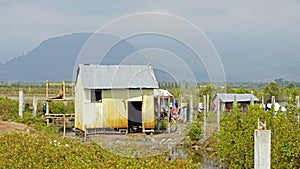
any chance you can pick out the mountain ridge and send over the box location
[0,32,298,82]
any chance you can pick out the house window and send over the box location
[91,89,102,102]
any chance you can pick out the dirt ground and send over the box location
[0,120,33,134]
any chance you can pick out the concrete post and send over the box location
[271,96,275,114]
[271,96,275,105]
[19,90,24,118]
[32,96,37,116]
[254,129,271,169]
[233,95,237,107]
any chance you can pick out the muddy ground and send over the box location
[0,120,34,134]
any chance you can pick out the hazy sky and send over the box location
[1,0,300,81]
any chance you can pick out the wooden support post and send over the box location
[203,95,207,141]
[206,94,210,112]
[261,96,265,109]
[62,80,66,100]
[141,93,145,134]
[46,80,49,100]
[216,96,220,132]
[179,94,182,109]
[296,96,299,123]
[84,125,87,141]
[158,94,161,130]
[63,114,66,137]
[46,101,50,126]
[189,95,193,122]
[168,95,170,134]
[19,90,24,118]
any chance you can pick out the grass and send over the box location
[0,131,200,168]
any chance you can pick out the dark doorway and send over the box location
[128,101,143,133]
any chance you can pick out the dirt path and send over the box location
[0,120,33,134]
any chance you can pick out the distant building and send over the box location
[212,93,259,113]
[75,64,158,134]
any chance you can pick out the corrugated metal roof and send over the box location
[215,93,259,102]
[78,64,158,89]
[153,89,173,97]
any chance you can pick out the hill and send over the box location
[0,32,299,82]
[0,33,91,81]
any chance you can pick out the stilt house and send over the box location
[75,64,158,134]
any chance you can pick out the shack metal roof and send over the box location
[214,93,259,103]
[77,64,158,89]
[153,89,173,98]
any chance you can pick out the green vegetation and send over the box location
[0,97,59,134]
[0,132,199,168]
[187,118,202,141]
[0,97,19,120]
[49,101,74,114]
[198,84,214,100]
[1,80,300,168]
[217,102,300,168]
[0,96,199,168]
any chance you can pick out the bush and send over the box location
[49,101,74,114]
[0,97,58,134]
[217,102,300,168]
[0,97,19,120]
[187,119,202,141]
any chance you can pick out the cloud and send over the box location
[1,0,300,81]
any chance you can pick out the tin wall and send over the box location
[75,87,155,131]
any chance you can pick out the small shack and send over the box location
[212,93,259,113]
[153,89,173,119]
[75,64,158,134]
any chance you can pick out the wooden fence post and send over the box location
[216,96,220,132]
[168,94,170,134]
[206,94,210,112]
[296,96,299,123]
[189,95,193,122]
[203,95,207,141]
[157,94,161,130]
[63,114,66,137]
[46,101,50,126]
